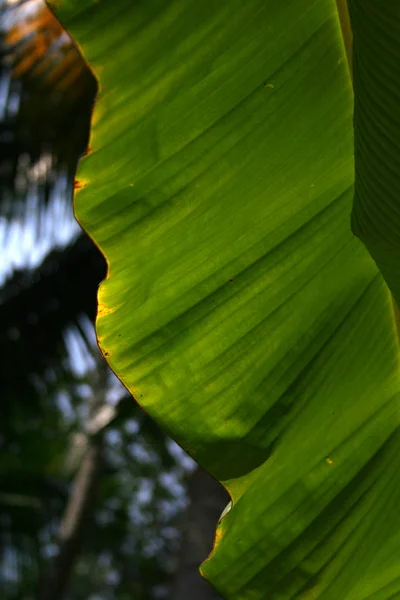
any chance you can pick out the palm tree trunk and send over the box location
[37,437,103,600]
[37,360,107,600]
[171,467,229,600]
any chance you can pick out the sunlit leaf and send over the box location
[52,0,400,597]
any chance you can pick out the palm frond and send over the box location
[0,0,102,395]
[0,0,96,252]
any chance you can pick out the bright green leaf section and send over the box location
[52,0,400,598]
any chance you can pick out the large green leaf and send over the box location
[51,0,400,598]
[350,1,400,308]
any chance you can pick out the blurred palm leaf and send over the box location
[0,3,103,586]
[0,0,104,401]
[1,0,96,180]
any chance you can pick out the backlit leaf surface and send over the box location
[51,1,400,597]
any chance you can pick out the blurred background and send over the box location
[0,1,228,598]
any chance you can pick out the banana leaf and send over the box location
[49,0,400,598]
